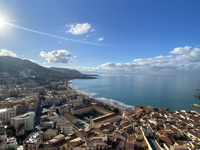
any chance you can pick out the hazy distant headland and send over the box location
[0,56,97,80]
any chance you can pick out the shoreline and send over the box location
[68,80,197,113]
[67,81,128,111]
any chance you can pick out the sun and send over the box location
[0,16,6,28]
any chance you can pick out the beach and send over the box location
[67,81,126,112]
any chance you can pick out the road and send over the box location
[147,137,161,150]
[34,95,43,130]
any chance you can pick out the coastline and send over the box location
[68,82,190,113]
[67,81,128,111]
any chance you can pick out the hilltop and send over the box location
[0,56,96,79]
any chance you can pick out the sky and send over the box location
[0,0,200,75]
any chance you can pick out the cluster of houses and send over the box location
[0,77,200,150]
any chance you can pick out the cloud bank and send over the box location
[70,46,200,75]
[0,49,17,57]
[40,50,71,63]
[97,46,200,73]
[67,23,91,35]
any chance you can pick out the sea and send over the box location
[71,74,200,112]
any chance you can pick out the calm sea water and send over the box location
[71,74,200,111]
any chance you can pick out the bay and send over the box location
[71,74,200,111]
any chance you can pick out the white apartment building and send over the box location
[0,108,16,123]
[11,111,35,131]
[0,137,18,150]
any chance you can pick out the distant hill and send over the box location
[0,56,96,79]
[49,67,83,76]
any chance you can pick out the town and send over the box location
[0,76,200,150]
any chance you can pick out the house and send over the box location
[44,129,58,141]
[0,137,17,150]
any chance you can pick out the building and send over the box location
[0,98,38,109]
[0,108,16,123]
[38,134,68,150]
[58,104,70,114]
[69,99,83,107]
[0,137,18,150]
[70,103,113,115]
[47,112,59,123]
[56,120,73,135]
[170,145,189,150]
[16,123,25,136]
[43,129,58,141]
[23,132,41,150]
[71,104,94,115]
[14,104,28,115]
[94,104,113,115]
[64,113,78,124]
[0,121,7,141]
[90,113,119,127]
[11,112,35,132]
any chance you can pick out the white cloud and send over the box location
[175,47,200,62]
[22,58,36,63]
[40,50,71,64]
[67,23,91,35]
[98,38,104,41]
[0,49,17,57]
[170,46,192,54]
[97,46,200,73]
[69,46,200,74]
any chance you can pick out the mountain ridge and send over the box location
[0,56,96,79]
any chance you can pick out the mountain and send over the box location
[0,56,96,79]
[49,67,83,76]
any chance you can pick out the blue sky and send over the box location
[0,0,200,74]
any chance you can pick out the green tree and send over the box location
[6,125,16,137]
[113,107,119,114]
[6,148,15,150]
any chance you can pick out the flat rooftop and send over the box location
[13,111,35,120]
[25,132,40,144]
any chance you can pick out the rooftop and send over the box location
[25,132,40,144]
[73,104,93,111]
[0,109,6,113]
[14,111,35,120]
[93,113,118,123]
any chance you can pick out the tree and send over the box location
[113,107,119,114]
[6,125,16,137]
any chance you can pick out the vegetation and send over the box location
[16,135,28,144]
[56,89,71,94]
[6,125,16,137]
[112,107,119,114]
[103,104,119,113]
[6,148,15,150]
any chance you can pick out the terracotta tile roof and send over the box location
[54,134,64,140]
[73,104,93,110]
[171,145,188,149]
[64,113,78,121]
[93,113,118,123]
[159,135,172,144]
[49,139,58,143]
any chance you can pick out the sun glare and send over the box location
[0,16,6,28]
